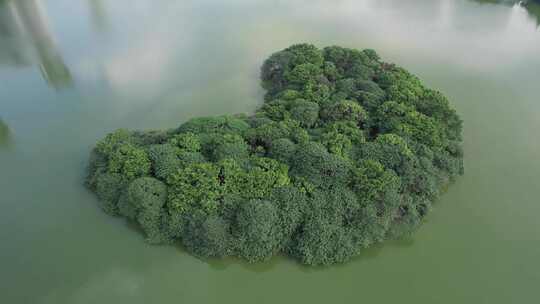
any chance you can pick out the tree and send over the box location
[242,157,290,199]
[148,144,182,181]
[167,162,221,214]
[235,199,280,262]
[95,173,125,215]
[350,160,401,245]
[267,138,296,163]
[120,177,169,244]
[290,141,351,188]
[206,133,249,162]
[269,186,306,249]
[107,143,151,180]
[168,132,201,152]
[359,133,413,175]
[291,188,360,265]
[321,99,368,124]
[289,100,320,127]
[95,128,133,156]
[176,115,250,135]
[183,212,231,258]
[286,63,322,87]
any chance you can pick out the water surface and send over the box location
[1,0,539,303]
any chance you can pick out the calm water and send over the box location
[1,0,539,303]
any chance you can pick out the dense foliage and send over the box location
[86,44,463,265]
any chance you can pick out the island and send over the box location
[86,44,463,265]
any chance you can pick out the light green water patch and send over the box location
[1,0,540,303]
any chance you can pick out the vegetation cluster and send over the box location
[87,44,463,265]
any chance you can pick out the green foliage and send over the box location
[177,115,250,135]
[267,138,297,163]
[320,131,353,158]
[286,43,325,67]
[291,141,351,188]
[243,157,291,198]
[360,133,413,174]
[373,101,445,148]
[291,188,361,265]
[350,160,401,244]
[95,129,133,156]
[216,157,290,200]
[167,162,221,214]
[244,119,309,147]
[131,130,170,146]
[235,199,281,262]
[122,177,169,243]
[269,186,306,249]
[87,44,463,266]
[108,143,151,180]
[356,79,386,111]
[286,63,322,86]
[169,132,201,152]
[321,99,368,123]
[95,173,125,215]
[206,133,249,162]
[148,144,182,181]
[323,46,376,79]
[324,121,365,144]
[323,61,339,81]
[183,212,231,258]
[289,100,320,127]
[261,43,324,98]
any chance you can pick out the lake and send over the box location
[1,0,539,303]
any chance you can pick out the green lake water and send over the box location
[1,0,539,303]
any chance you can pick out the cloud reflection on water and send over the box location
[0,0,72,89]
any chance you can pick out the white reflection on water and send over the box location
[2,0,539,98]
[282,0,540,70]
[94,0,540,98]
[0,0,72,89]
[2,0,540,96]
[101,3,191,100]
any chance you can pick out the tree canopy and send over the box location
[86,44,463,265]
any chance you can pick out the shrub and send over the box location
[108,143,151,180]
[124,177,169,243]
[183,213,231,258]
[235,200,281,262]
[290,141,351,188]
[321,100,367,123]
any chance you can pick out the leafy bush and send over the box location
[183,212,232,258]
[107,143,151,180]
[235,199,281,262]
[123,177,169,243]
[290,141,351,188]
